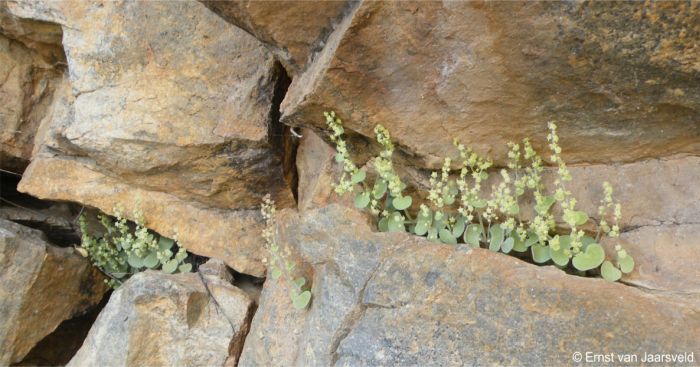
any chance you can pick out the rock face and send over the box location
[240,205,699,366]
[68,269,254,367]
[200,0,354,75]
[0,219,107,365]
[11,0,294,276]
[0,32,62,170]
[280,1,699,167]
[606,224,700,296]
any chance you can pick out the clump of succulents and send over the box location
[325,111,634,282]
[77,207,192,288]
[261,194,311,309]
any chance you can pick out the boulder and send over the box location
[240,205,699,366]
[200,0,354,75]
[0,219,107,365]
[279,1,700,167]
[0,33,62,170]
[0,1,64,63]
[16,0,295,275]
[68,270,254,367]
[19,155,268,277]
[603,224,700,297]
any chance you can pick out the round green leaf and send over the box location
[501,237,514,253]
[414,219,429,236]
[489,224,504,252]
[511,235,527,252]
[351,170,366,184]
[564,210,589,227]
[178,263,193,273]
[572,243,605,271]
[531,244,551,263]
[392,195,412,210]
[427,227,440,243]
[162,259,178,274]
[334,153,344,163]
[438,228,457,245]
[535,196,556,215]
[387,213,405,232]
[293,277,306,288]
[549,235,572,267]
[464,224,483,248]
[617,254,634,274]
[601,260,621,282]
[354,191,370,209]
[292,290,312,310]
[378,217,389,232]
[143,252,160,269]
[158,237,175,251]
[372,180,387,199]
[452,216,466,237]
[127,253,144,269]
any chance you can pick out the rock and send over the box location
[68,270,254,367]
[603,224,700,297]
[240,205,699,366]
[280,1,700,167]
[19,155,268,277]
[199,258,234,284]
[296,128,345,212]
[0,219,108,365]
[16,0,296,275]
[0,1,64,63]
[200,0,354,75]
[0,33,62,170]
[40,0,293,210]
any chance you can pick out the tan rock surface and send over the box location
[0,33,61,169]
[19,155,268,277]
[603,224,700,297]
[0,219,107,365]
[200,0,354,75]
[281,1,700,167]
[240,205,699,366]
[68,270,254,367]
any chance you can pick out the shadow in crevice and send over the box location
[12,293,110,367]
[267,62,299,203]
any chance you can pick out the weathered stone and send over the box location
[281,1,700,167]
[200,0,354,75]
[0,1,64,64]
[0,219,107,365]
[240,205,699,366]
[296,128,345,212]
[15,0,296,275]
[0,33,61,170]
[603,224,700,297]
[68,270,254,367]
[51,0,292,209]
[19,155,268,277]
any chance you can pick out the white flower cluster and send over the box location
[325,111,360,194]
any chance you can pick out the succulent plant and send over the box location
[77,207,193,288]
[261,194,312,310]
[325,111,635,282]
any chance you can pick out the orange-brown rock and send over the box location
[68,270,254,367]
[200,0,354,75]
[241,205,699,366]
[0,219,107,365]
[0,33,61,170]
[19,155,268,277]
[15,0,295,275]
[281,1,700,167]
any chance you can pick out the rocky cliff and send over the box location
[0,0,698,366]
